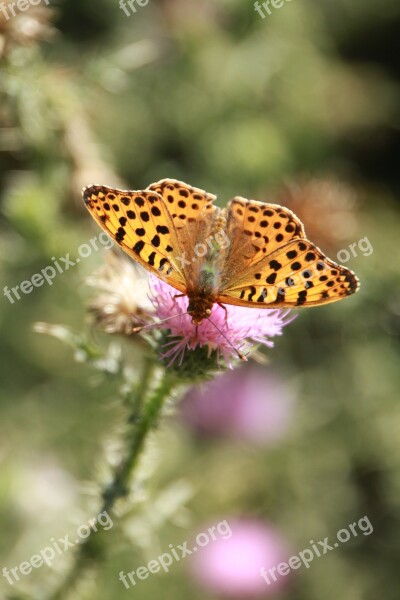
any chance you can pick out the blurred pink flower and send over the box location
[149,277,295,366]
[180,367,295,444]
[189,519,290,598]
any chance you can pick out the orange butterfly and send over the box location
[83,179,359,324]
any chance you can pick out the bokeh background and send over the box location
[1,0,400,598]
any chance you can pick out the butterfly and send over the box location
[82,179,359,325]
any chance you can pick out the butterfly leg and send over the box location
[172,293,185,309]
[216,301,229,326]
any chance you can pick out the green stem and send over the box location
[48,364,177,600]
[102,367,175,512]
[125,355,154,414]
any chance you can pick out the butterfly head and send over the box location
[187,294,214,325]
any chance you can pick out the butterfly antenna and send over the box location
[132,312,188,333]
[206,318,247,361]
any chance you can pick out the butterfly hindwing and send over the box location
[218,198,305,290]
[83,185,187,292]
[147,179,220,285]
[147,179,217,230]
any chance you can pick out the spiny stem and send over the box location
[102,367,175,512]
[48,363,177,600]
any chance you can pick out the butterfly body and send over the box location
[187,288,215,324]
[186,262,228,323]
[83,179,359,325]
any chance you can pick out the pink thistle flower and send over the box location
[189,518,290,598]
[149,276,296,367]
[181,367,295,445]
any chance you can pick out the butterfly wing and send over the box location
[218,197,305,289]
[146,179,220,286]
[82,185,187,293]
[147,179,217,230]
[217,198,359,307]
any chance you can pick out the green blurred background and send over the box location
[1,0,400,598]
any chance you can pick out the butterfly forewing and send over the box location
[83,185,187,292]
[218,222,359,307]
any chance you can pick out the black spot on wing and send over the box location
[133,240,145,255]
[248,286,257,301]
